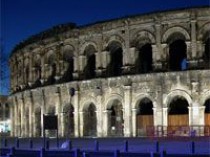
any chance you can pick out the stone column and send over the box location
[79,55,86,72]
[188,105,205,126]
[29,93,33,137]
[131,109,137,137]
[103,110,110,137]
[73,56,79,79]
[191,20,197,59]
[162,107,168,136]
[129,47,136,65]
[79,111,84,137]
[73,91,79,137]
[153,107,163,126]
[153,107,163,136]
[162,107,168,126]
[96,94,103,137]
[20,96,25,137]
[10,105,14,137]
[123,86,132,137]
[14,99,18,137]
[101,51,110,68]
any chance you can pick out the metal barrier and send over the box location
[146,125,210,137]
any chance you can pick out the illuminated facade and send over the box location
[9,7,210,137]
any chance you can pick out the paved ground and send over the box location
[0,136,210,154]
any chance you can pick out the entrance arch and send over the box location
[63,104,74,137]
[204,99,210,126]
[168,96,189,126]
[107,99,124,136]
[35,107,41,137]
[136,98,153,136]
[83,103,97,136]
[169,39,187,71]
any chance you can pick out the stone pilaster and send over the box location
[188,105,205,126]
[153,107,163,126]
[162,107,168,126]
[73,91,80,137]
[103,110,111,137]
[96,94,103,137]
[123,86,132,137]
[79,111,84,137]
[29,93,33,137]
[131,109,137,137]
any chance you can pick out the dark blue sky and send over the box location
[1,0,209,94]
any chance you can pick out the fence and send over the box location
[146,125,210,137]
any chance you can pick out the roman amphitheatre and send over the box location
[8,6,210,138]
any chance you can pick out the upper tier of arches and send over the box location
[9,7,210,93]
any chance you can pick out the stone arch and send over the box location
[61,45,75,82]
[83,44,97,79]
[46,50,56,65]
[133,94,156,109]
[82,102,97,136]
[80,96,97,112]
[62,44,75,60]
[80,41,98,55]
[198,22,210,41]
[162,26,190,43]
[106,94,124,110]
[103,34,125,50]
[131,30,155,47]
[106,96,124,136]
[167,95,189,127]
[63,103,74,137]
[135,97,154,136]
[203,97,210,126]
[46,50,57,84]
[33,54,42,81]
[106,40,123,77]
[200,90,210,106]
[198,24,210,69]
[163,90,192,108]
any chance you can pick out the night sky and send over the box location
[1,0,209,94]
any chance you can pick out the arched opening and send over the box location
[63,50,74,82]
[168,97,189,126]
[84,45,96,79]
[107,100,124,136]
[107,42,123,77]
[204,99,210,126]
[35,108,41,137]
[47,54,57,84]
[168,97,189,136]
[63,104,74,137]
[136,98,153,136]
[136,43,153,73]
[169,40,187,71]
[83,103,97,136]
[203,38,210,68]
[47,106,56,137]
